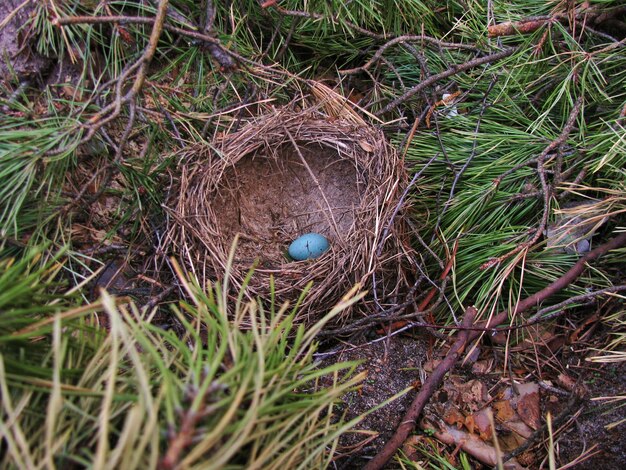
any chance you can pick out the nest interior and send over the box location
[214,143,364,265]
[168,107,410,322]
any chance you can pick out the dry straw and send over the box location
[166,85,412,325]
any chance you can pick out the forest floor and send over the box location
[1,1,625,468]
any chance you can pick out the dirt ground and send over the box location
[2,3,624,469]
[555,359,626,468]
[214,144,363,265]
[320,322,626,469]
[319,334,428,467]
[0,0,51,81]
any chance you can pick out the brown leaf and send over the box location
[358,140,374,152]
[443,404,466,428]
[466,408,493,440]
[513,383,541,430]
[493,399,516,422]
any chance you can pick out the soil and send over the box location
[0,0,52,81]
[554,361,626,468]
[321,322,626,469]
[214,143,365,265]
[319,334,428,468]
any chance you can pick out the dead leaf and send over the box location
[517,390,541,430]
[509,383,541,430]
[466,407,493,439]
[493,399,516,422]
[443,404,466,428]
[422,419,528,469]
[358,140,374,152]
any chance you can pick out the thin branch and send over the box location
[363,306,478,470]
[375,48,517,116]
[48,1,171,158]
[339,35,479,75]
[52,14,219,46]
[483,95,584,269]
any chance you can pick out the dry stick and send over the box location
[340,35,480,75]
[47,1,171,158]
[363,231,626,469]
[319,282,626,340]
[53,14,218,45]
[488,16,555,37]
[488,5,626,38]
[376,154,438,258]
[373,47,517,117]
[53,11,305,101]
[524,284,626,324]
[479,231,626,333]
[64,101,138,210]
[320,284,626,341]
[482,95,584,270]
[363,306,477,470]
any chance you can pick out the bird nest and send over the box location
[166,104,411,324]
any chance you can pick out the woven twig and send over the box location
[165,100,412,325]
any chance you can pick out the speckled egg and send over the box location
[288,233,330,261]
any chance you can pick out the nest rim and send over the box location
[167,105,410,323]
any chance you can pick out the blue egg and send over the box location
[288,233,330,261]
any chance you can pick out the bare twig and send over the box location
[53,14,220,46]
[483,96,584,269]
[375,48,517,116]
[363,306,478,470]
[525,285,626,324]
[49,0,171,158]
[370,285,626,336]
[142,285,177,311]
[488,16,555,37]
[339,35,480,75]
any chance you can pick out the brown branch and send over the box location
[488,17,554,37]
[382,285,626,336]
[363,306,477,470]
[482,95,584,270]
[488,5,626,38]
[363,231,626,468]
[52,14,220,46]
[339,35,480,75]
[479,231,626,335]
[375,48,517,117]
[47,1,171,159]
